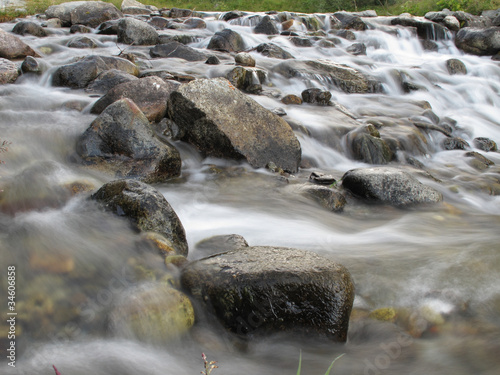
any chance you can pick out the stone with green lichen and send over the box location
[369,307,398,322]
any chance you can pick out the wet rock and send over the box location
[455,27,500,56]
[272,59,380,94]
[20,56,46,75]
[256,43,294,59]
[443,137,470,150]
[69,1,123,28]
[121,0,156,15]
[77,99,181,183]
[207,28,245,53]
[70,24,92,33]
[206,55,220,65]
[301,88,332,105]
[110,282,194,343]
[226,66,266,93]
[474,137,497,151]
[168,7,194,18]
[342,167,443,206]
[235,52,255,67]
[222,10,244,22]
[318,39,337,48]
[333,12,367,31]
[118,18,159,45]
[369,307,397,322]
[29,252,75,274]
[272,107,286,116]
[0,59,18,84]
[85,69,139,95]
[309,171,336,185]
[346,42,367,55]
[149,16,169,29]
[167,78,301,173]
[67,36,99,49]
[91,179,188,254]
[446,58,467,75]
[333,29,356,40]
[281,94,302,105]
[97,19,120,35]
[183,17,206,29]
[52,55,139,89]
[465,151,494,170]
[425,10,452,23]
[421,39,439,51]
[453,11,491,28]
[12,21,48,37]
[150,41,206,61]
[181,246,354,341]
[443,15,460,32]
[45,1,88,27]
[290,36,313,47]
[347,125,394,164]
[254,15,279,35]
[195,234,249,256]
[91,76,179,122]
[296,184,346,212]
[391,14,449,40]
[0,28,39,60]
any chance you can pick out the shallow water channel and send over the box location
[1,10,500,375]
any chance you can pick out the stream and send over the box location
[1,9,500,375]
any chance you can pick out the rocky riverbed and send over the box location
[1,1,500,374]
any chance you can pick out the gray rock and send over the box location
[77,99,181,183]
[195,234,249,256]
[256,43,294,59]
[97,20,120,35]
[272,59,380,94]
[391,14,449,40]
[453,11,491,28]
[118,18,159,46]
[443,137,470,150]
[333,12,367,31]
[222,10,244,22]
[167,78,302,173]
[301,88,332,105]
[181,246,354,341]
[333,29,356,40]
[346,42,367,55]
[443,15,460,32]
[12,21,47,37]
[254,15,279,35]
[91,179,187,255]
[183,17,206,29]
[455,27,500,56]
[235,52,255,67]
[347,125,394,164]
[342,167,443,206]
[290,36,313,47]
[86,69,139,95]
[297,184,346,212]
[446,58,467,75]
[205,55,220,64]
[425,10,452,23]
[207,28,245,53]
[474,137,497,151]
[70,24,93,34]
[225,66,266,93]
[70,1,123,28]
[0,28,39,60]
[0,58,18,84]
[45,1,88,27]
[149,16,169,29]
[21,56,46,75]
[150,41,206,61]
[52,55,139,89]
[91,76,180,122]
[67,36,99,49]
[168,7,194,18]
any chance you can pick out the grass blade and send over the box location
[324,353,345,375]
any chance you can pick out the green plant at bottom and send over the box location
[296,351,345,375]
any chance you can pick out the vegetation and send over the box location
[0,138,10,164]
[296,352,345,375]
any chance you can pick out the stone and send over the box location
[205,55,220,65]
[97,20,120,35]
[85,69,139,94]
[121,0,156,15]
[52,55,139,89]
[309,171,336,185]
[0,28,39,60]
[20,56,46,75]
[446,58,467,75]
[347,126,394,164]
[44,18,63,28]
[342,167,443,206]
[110,282,194,342]
[222,10,244,22]
[167,78,302,173]
[149,16,169,29]
[70,24,92,34]
[235,52,255,67]
[443,15,460,32]
[0,59,19,84]
[391,14,449,40]
[443,137,470,150]
[465,151,494,170]
[346,42,367,55]
[256,43,294,59]
[455,27,500,56]
[77,99,182,184]
[168,7,193,18]
[290,37,313,47]
[296,184,346,212]
[67,36,99,49]
[183,18,206,29]
[225,66,266,93]
[195,234,249,257]
[70,1,123,28]
[301,88,332,105]
[273,59,380,94]
[181,246,354,341]
[150,41,206,61]
[333,29,356,40]
[207,28,245,53]
[333,12,367,31]
[254,15,279,35]
[473,137,497,151]
[12,21,47,37]
[91,179,187,254]
[91,76,179,123]
[281,94,302,105]
[118,17,159,46]
[45,1,88,27]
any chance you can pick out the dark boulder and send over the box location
[296,184,346,212]
[0,58,18,84]
[150,41,206,61]
[474,137,497,151]
[149,16,169,29]
[118,17,159,45]
[235,52,255,67]
[67,36,99,49]
[207,28,245,53]
[391,14,449,40]
[446,58,467,74]
[333,12,367,31]
[181,246,354,341]
[222,10,244,22]
[205,55,220,65]
[455,27,500,56]
[70,24,93,33]
[195,234,249,257]
[346,125,394,164]
[346,42,367,55]
[254,15,279,35]
[443,137,470,150]
[12,21,48,37]
[301,88,332,105]
[91,76,179,122]
[91,179,188,255]
[256,43,294,59]
[342,167,443,206]
[86,69,138,95]
[21,56,47,75]
[290,37,313,47]
[45,1,87,27]
[183,18,206,29]
[281,94,302,105]
[167,78,301,173]
[76,98,181,183]
[97,20,120,35]
[0,29,39,60]
[70,1,123,28]
[168,7,194,18]
[225,66,266,93]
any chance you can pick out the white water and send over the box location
[1,11,500,375]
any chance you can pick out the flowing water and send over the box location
[1,10,500,375]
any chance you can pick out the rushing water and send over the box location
[1,9,500,375]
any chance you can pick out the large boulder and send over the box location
[272,59,380,94]
[342,167,443,206]
[391,14,449,40]
[0,59,19,84]
[225,66,266,93]
[12,21,48,37]
[207,28,245,52]
[181,246,354,341]
[455,27,500,56]
[85,69,139,95]
[150,41,206,61]
[70,1,123,28]
[256,43,294,59]
[167,78,301,173]
[117,17,159,45]
[0,29,39,60]
[346,125,394,164]
[332,12,367,31]
[121,0,156,15]
[91,179,188,255]
[91,76,179,122]
[76,99,181,183]
[254,15,279,35]
[52,55,139,89]
[45,1,87,27]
